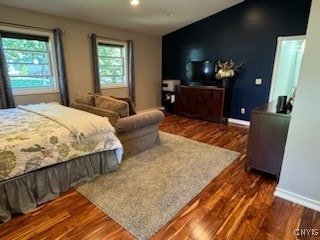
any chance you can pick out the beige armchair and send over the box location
[70,94,164,158]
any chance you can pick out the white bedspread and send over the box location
[18,102,115,140]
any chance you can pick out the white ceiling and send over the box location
[0,0,244,36]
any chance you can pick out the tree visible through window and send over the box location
[98,41,128,88]
[1,30,58,94]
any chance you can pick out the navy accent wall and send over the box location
[162,0,311,120]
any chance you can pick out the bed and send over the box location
[0,102,123,222]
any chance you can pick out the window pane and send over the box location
[10,76,54,88]
[4,50,49,64]
[97,41,127,87]
[99,66,123,76]
[2,38,47,51]
[98,57,122,66]
[7,63,50,77]
[100,76,123,84]
[98,45,122,57]
[2,33,57,93]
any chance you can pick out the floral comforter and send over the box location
[0,103,123,181]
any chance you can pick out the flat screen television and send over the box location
[186,60,218,86]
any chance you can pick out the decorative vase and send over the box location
[222,78,229,88]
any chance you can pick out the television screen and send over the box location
[186,60,217,85]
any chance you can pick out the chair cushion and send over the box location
[95,95,129,118]
[74,93,95,106]
[111,96,136,115]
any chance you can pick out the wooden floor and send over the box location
[1,112,319,240]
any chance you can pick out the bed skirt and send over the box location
[0,150,119,223]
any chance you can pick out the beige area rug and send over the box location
[76,131,240,240]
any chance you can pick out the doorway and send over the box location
[269,35,306,102]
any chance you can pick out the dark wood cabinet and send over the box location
[175,85,228,123]
[245,102,291,180]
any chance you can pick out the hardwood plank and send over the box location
[0,112,319,240]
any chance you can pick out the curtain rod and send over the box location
[0,21,65,33]
[88,34,128,43]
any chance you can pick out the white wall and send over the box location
[275,0,320,210]
[0,5,162,110]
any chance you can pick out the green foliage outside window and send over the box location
[98,45,121,57]
[2,38,46,51]
[2,37,54,89]
[98,44,126,85]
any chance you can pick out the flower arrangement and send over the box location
[215,60,243,80]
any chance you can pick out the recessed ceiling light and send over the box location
[130,0,140,6]
[166,12,174,17]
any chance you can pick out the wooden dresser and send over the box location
[245,102,291,181]
[175,85,228,123]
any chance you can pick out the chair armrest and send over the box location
[70,102,120,126]
[115,110,165,133]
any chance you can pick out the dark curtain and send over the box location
[53,28,70,106]
[91,34,101,94]
[127,40,135,105]
[0,34,15,109]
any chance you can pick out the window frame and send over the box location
[0,25,59,96]
[96,39,128,89]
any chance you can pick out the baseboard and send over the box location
[137,107,162,113]
[138,111,251,127]
[274,187,320,211]
[228,118,250,126]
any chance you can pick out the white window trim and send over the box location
[96,38,128,89]
[0,25,59,96]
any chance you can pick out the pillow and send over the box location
[110,96,136,115]
[95,95,129,118]
[74,93,95,106]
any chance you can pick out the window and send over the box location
[1,27,58,95]
[97,40,128,88]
